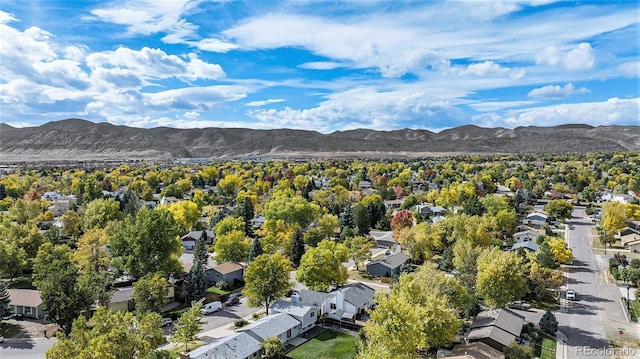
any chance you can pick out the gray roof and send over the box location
[366,252,410,270]
[109,287,134,304]
[270,300,314,319]
[188,332,261,359]
[299,289,329,307]
[237,313,300,341]
[468,326,517,348]
[448,342,505,359]
[180,230,214,241]
[511,241,540,252]
[471,309,524,337]
[339,282,375,308]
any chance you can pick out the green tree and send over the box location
[60,210,82,238]
[213,216,245,237]
[164,201,200,233]
[0,282,10,319]
[109,207,183,279]
[476,247,527,308]
[288,228,305,267]
[184,260,207,303]
[133,273,169,314]
[544,199,573,220]
[33,243,94,334]
[170,300,205,352]
[539,310,558,335]
[317,213,340,239]
[601,202,628,239]
[353,203,371,235]
[237,196,255,237]
[214,230,251,263]
[303,228,324,247]
[247,236,264,262]
[262,195,319,228]
[345,235,376,271]
[452,239,483,290]
[296,240,348,291]
[533,242,559,269]
[463,196,487,216]
[243,253,292,315]
[261,336,286,359]
[82,198,122,230]
[0,239,27,279]
[193,232,208,266]
[46,307,164,359]
[503,342,534,359]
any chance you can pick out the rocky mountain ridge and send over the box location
[1,119,638,161]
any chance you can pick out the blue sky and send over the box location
[0,0,638,133]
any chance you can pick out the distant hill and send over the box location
[0,119,638,161]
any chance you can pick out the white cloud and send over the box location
[564,43,595,70]
[536,46,561,66]
[496,98,640,126]
[143,85,248,109]
[468,100,540,112]
[190,38,240,53]
[0,10,17,24]
[618,62,640,78]
[527,83,590,99]
[245,99,285,107]
[299,62,344,70]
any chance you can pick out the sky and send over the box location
[0,0,638,133]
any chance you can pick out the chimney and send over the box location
[292,293,300,303]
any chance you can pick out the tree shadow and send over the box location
[0,337,36,350]
[560,324,609,349]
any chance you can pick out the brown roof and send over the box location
[8,289,43,308]
[448,342,505,359]
[213,262,244,274]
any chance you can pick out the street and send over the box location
[0,338,55,359]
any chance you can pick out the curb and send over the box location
[556,330,568,359]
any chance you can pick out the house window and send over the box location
[287,329,292,338]
[311,312,314,317]
[330,303,336,310]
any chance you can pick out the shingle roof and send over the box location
[339,282,375,308]
[471,308,524,337]
[8,289,42,308]
[110,287,134,304]
[511,241,540,252]
[188,332,261,359]
[299,289,330,307]
[213,262,244,275]
[366,252,410,270]
[270,300,314,319]
[237,313,300,341]
[468,325,516,348]
[448,342,505,359]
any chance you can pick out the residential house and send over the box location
[8,289,46,319]
[237,312,302,345]
[513,230,539,244]
[621,233,640,247]
[628,220,640,233]
[180,230,214,251]
[383,198,404,210]
[627,239,640,253]
[109,287,135,312]
[270,299,317,333]
[206,262,244,287]
[184,332,261,359]
[298,282,376,322]
[510,241,540,252]
[358,181,372,189]
[249,215,266,229]
[43,191,61,201]
[467,308,525,351]
[446,342,505,359]
[366,252,411,278]
[526,212,548,227]
[160,196,179,205]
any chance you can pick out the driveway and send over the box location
[198,296,260,336]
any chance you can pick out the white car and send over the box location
[566,289,576,301]
[162,317,172,327]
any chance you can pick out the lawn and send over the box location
[288,329,356,359]
[206,286,229,295]
[534,333,557,359]
[626,298,640,322]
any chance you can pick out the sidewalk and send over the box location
[556,330,568,359]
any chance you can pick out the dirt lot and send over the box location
[2,318,59,339]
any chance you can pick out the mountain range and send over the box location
[1,119,639,161]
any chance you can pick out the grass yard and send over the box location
[534,333,557,359]
[206,286,229,295]
[166,341,205,359]
[626,298,640,322]
[288,329,356,359]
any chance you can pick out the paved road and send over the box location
[0,338,55,359]
[557,207,611,358]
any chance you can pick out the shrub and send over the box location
[234,319,248,328]
[539,310,558,335]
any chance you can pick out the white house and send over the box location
[186,332,261,359]
[299,282,375,322]
[270,299,317,333]
[513,230,539,244]
[237,313,302,345]
[160,196,180,205]
[526,212,548,226]
[8,289,46,319]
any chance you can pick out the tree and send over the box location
[317,213,340,239]
[33,243,95,334]
[164,201,200,233]
[528,262,564,299]
[193,232,208,266]
[262,195,319,228]
[289,228,305,267]
[339,205,355,229]
[345,236,376,271]
[391,210,413,240]
[60,210,82,238]
[261,337,286,359]
[533,242,559,269]
[303,228,324,247]
[134,273,169,314]
[46,307,164,359]
[0,239,27,279]
[44,225,64,245]
[353,203,371,235]
[546,238,573,264]
[213,216,245,237]
[237,196,255,237]
[544,199,573,220]
[0,282,10,319]
[463,196,486,216]
[247,236,263,262]
[184,260,207,303]
[82,198,122,230]
[476,247,528,308]
[170,300,205,352]
[109,207,183,279]
[296,240,348,292]
[243,253,292,315]
[601,202,628,239]
[452,239,483,290]
[539,310,558,335]
[503,342,534,359]
[74,228,111,272]
[214,230,251,263]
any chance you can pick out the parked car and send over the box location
[566,289,577,301]
[508,301,531,310]
[0,335,4,343]
[162,317,172,327]
[224,297,240,306]
[201,301,222,314]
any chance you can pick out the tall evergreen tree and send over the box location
[193,232,208,266]
[339,205,355,229]
[247,237,263,263]
[0,282,10,319]
[289,229,305,267]
[184,261,207,303]
[239,197,254,237]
